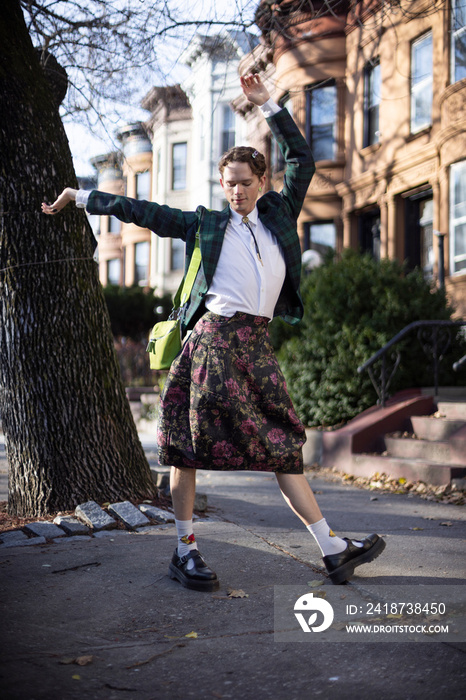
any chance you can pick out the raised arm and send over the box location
[240,73,271,107]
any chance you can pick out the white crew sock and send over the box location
[175,519,197,570]
[307,518,364,557]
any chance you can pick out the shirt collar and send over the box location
[230,205,259,228]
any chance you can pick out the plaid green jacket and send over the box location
[87,108,315,329]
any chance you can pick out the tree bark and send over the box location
[0,0,155,516]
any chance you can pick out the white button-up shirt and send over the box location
[205,206,286,320]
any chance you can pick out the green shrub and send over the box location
[103,285,172,341]
[274,250,466,427]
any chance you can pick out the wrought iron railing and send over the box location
[453,354,466,372]
[357,320,466,408]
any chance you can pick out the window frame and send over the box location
[363,59,381,148]
[171,142,187,191]
[221,105,236,155]
[303,220,337,257]
[451,0,466,84]
[134,241,150,285]
[411,31,433,134]
[450,160,466,275]
[135,170,151,201]
[305,80,337,162]
[106,258,121,286]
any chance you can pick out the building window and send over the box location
[411,32,432,133]
[304,222,336,259]
[306,81,337,162]
[272,94,293,172]
[363,60,381,147]
[108,215,120,234]
[171,238,185,271]
[221,106,235,154]
[107,258,121,286]
[358,210,381,260]
[136,171,151,200]
[452,0,466,83]
[134,241,150,285]
[172,143,187,190]
[405,193,434,279]
[450,161,466,274]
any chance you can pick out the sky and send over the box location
[62,0,260,178]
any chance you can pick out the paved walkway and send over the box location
[0,432,465,699]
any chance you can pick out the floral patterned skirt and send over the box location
[156,312,306,473]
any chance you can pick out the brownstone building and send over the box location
[247,0,465,316]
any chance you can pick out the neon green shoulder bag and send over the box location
[146,234,201,370]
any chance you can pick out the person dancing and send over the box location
[43,74,385,591]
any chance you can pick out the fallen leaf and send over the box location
[308,580,324,588]
[227,588,249,598]
[184,631,198,638]
[386,614,403,619]
[75,655,93,666]
[411,527,423,531]
[440,521,452,527]
[72,675,81,681]
[60,655,93,666]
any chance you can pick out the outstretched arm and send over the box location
[41,187,78,215]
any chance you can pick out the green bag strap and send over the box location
[172,232,201,310]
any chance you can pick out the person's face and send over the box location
[220,161,266,216]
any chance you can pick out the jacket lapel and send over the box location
[199,206,230,287]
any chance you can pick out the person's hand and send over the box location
[41,187,78,215]
[240,73,270,107]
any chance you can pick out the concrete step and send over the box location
[385,435,458,464]
[436,401,466,420]
[410,415,465,441]
[350,454,466,486]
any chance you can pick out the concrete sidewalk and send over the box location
[0,435,465,699]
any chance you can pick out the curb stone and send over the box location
[0,530,29,545]
[75,501,117,531]
[139,504,175,523]
[23,521,66,540]
[0,496,206,549]
[107,501,151,530]
[53,515,91,536]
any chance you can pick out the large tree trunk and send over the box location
[0,0,155,516]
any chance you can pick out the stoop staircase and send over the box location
[351,394,466,486]
[322,389,466,486]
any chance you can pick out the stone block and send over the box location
[194,493,208,512]
[23,521,66,540]
[107,501,150,530]
[75,501,117,531]
[53,515,91,536]
[0,530,29,545]
[139,504,174,523]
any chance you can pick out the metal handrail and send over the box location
[357,320,466,407]
[453,354,466,372]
